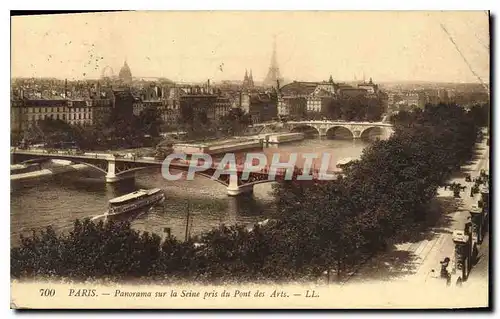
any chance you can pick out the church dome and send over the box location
[118,60,132,83]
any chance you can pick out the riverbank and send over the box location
[11,163,88,181]
[236,132,305,145]
[343,135,489,286]
[173,138,263,155]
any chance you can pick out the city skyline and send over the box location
[11,11,489,84]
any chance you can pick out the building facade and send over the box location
[278,81,336,118]
[66,100,93,125]
[10,95,113,138]
[241,92,278,123]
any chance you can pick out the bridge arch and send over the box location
[290,125,321,137]
[242,179,278,187]
[325,126,354,139]
[61,159,109,174]
[18,157,109,175]
[115,166,151,176]
[359,126,386,140]
[167,167,230,187]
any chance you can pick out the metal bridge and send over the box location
[11,150,340,196]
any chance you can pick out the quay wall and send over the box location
[11,163,88,181]
[173,140,263,155]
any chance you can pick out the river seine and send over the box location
[10,138,370,246]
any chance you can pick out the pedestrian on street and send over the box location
[440,257,452,286]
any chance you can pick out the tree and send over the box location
[218,109,252,136]
[22,118,78,147]
[137,107,164,138]
[271,102,482,279]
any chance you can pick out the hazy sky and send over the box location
[11,11,490,83]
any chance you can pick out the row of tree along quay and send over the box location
[11,102,489,284]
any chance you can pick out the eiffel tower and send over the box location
[263,36,283,88]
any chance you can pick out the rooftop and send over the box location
[280,82,320,96]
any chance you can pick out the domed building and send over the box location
[118,60,132,85]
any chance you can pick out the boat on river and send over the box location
[107,188,165,216]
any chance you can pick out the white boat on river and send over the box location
[107,188,165,216]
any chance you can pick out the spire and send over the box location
[264,35,283,87]
[250,69,254,87]
[329,75,334,83]
[244,69,249,81]
[271,35,277,67]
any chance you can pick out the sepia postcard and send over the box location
[10,10,490,309]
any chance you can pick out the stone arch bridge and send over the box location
[255,120,394,139]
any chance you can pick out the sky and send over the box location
[11,11,490,84]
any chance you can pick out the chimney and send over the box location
[64,79,68,99]
[97,81,101,98]
[207,79,210,89]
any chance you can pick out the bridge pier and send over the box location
[227,184,254,196]
[105,160,133,183]
[226,173,254,196]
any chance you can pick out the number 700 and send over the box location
[39,289,56,297]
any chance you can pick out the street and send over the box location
[344,134,489,287]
